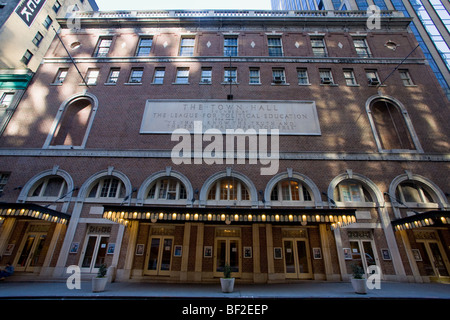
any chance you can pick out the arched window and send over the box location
[270,179,312,202]
[87,177,126,199]
[146,177,187,201]
[28,176,68,199]
[367,96,422,152]
[370,99,414,150]
[395,181,436,204]
[51,98,93,147]
[334,180,373,203]
[44,93,98,149]
[207,178,250,202]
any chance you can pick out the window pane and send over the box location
[43,177,66,197]
[268,38,283,56]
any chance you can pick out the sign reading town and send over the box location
[15,0,47,27]
[140,100,321,135]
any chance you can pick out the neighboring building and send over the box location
[0,9,449,284]
[0,0,98,136]
[271,0,450,100]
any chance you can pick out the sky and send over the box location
[94,0,272,11]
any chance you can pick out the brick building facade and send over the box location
[0,9,449,284]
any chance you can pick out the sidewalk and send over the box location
[0,280,449,299]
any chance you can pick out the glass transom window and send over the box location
[88,177,125,199]
[334,180,373,203]
[208,178,250,202]
[271,180,312,202]
[395,182,436,204]
[28,176,68,199]
[146,178,187,201]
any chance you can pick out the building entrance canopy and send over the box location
[0,203,70,225]
[392,210,450,232]
[103,205,356,230]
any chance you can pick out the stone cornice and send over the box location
[0,148,448,162]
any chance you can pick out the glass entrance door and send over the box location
[81,235,109,273]
[418,240,450,280]
[15,233,47,272]
[145,236,173,276]
[284,239,312,279]
[215,238,240,276]
[349,240,378,275]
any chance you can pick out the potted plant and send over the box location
[220,264,235,293]
[92,263,108,293]
[350,264,367,294]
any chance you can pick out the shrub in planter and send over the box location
[350,264,367,294]
[220,264,235,293]
[92,264,108,293]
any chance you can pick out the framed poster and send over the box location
[107,243,115,255]
[174,245,182,257]
[204,246,212,258]
[381,248,391,261]
[313,248,322,259]
[343,248,352,260]
[4,244,14,256]
[244,247,252,258]
[135,244,144,256]
[412,249,422,261]
[274,247,282,259]
[69,242,79,254]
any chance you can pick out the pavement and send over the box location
[0,279,449,299]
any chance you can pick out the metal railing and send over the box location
[70,9,402,19]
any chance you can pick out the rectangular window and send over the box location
[353,38,371,58]
[366,69,380,85]
[179,37,195,56]
[136,37,153,56]
[106,68,120,84]
[0,173,10,193]
[200,68,212,84]
[86,69,99,85]
[399,69,414,86]
[272,68,286,84]
[224,36,238,57]
[268,37,283,57]
[343,69,357,85]
[32,32,43,47]
[94,37,112,57]
[43,16,53,29]
[53,68,69,85]
[153,68,165,84]
[355,0,369,10]
[319,69,334,84]
[21,50,33,65]
[52,0,61,13]
[0,93,14,108]
[175,67,190,84]
[224,68,237,83]
[297,68,309,85]
[311,37,327,57]
[129,68,144,83]
[249,68,261,84]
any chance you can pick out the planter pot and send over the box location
[92,277,108,293]
[220,278,235,293]
[351,278,367,294]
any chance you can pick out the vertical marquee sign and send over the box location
[15,0,47,27]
